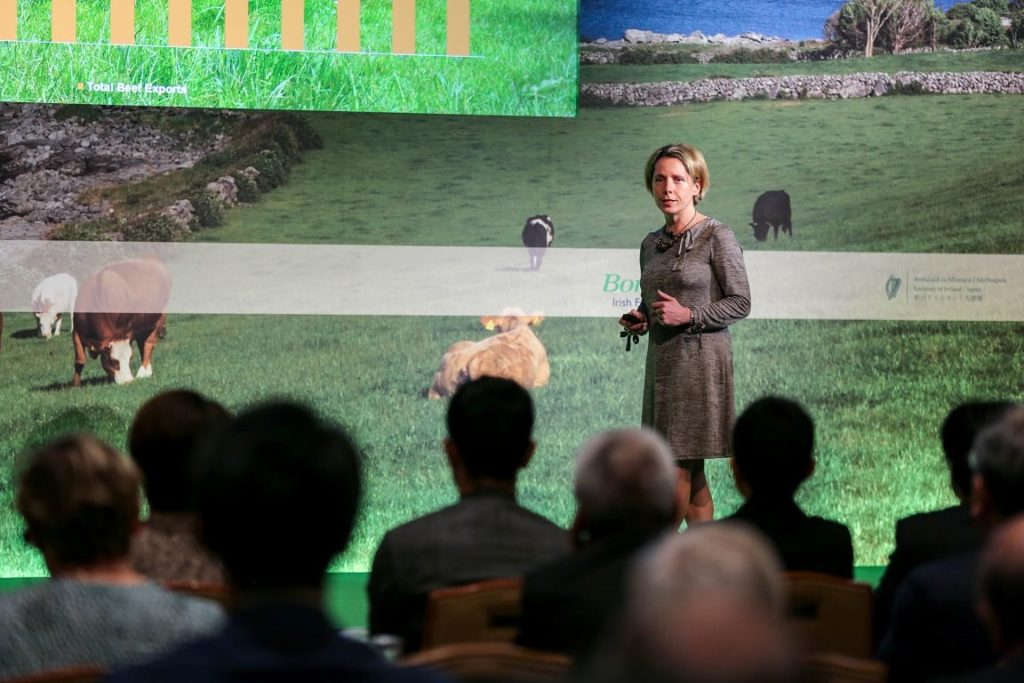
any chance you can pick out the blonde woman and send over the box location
[619,143,751,524]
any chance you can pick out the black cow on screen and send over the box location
[750,191,793,242]
[521,215,555,271]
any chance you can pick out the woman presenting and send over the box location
[619,143,751,524]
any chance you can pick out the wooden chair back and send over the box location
[803,653,887,683]
[402,642,570,682]
[784,572,873,658]
[1,665,107,683]
[163,579,235,610]
[421,578,523,649]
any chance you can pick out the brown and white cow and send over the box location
[71,259,171,387]
[427,313,550,399]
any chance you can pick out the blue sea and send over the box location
[580,0,959,41]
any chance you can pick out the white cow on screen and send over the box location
[32,273,78,339]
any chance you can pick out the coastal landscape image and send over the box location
[2,0,1023,576]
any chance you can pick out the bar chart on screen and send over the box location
[0,0,578,116]
[1,0,470,55]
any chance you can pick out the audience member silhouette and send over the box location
[875,401,1013,644]
[590,523,799,683]
[879,405,1024,683]
[726,396,854,578]
[934,514,1024,683]
[0,434,224,679]
[128,389,230,584]
[108,402,447,683]
[516,427,680,661]
[368,376,567,652]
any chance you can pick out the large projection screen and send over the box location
[1,0,1022,576]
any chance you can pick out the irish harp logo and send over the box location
[885,275,902,301]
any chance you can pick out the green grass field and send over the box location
[0,0,577,115]
[582,49,1024,83]
[2,312,1020,576]
[195,94,1024,254]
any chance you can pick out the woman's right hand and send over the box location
[619,310,648,334]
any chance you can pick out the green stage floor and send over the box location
[0,568,885,629]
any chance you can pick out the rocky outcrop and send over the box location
[594,29,786,47]
[0,104,232,239]
[206,176,239,207]
[580,71,1024,106]
[582,29,792,64]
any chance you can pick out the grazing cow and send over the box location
[32,273,78,338]
[750,191,793,242]
[72,259,171,387]
[521,215,555,271]
[428,314,550,399]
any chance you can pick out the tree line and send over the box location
[826,0,1024,56]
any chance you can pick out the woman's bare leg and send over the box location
[685,461,714,524]
[674,466,693,527]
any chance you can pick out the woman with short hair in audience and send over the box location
[0,433,224,679]
[129,389,230,584]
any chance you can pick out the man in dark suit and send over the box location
[368,377,568,652]
[108,402,446,683]
[516,428,680,662]
[879,405,1024,683]
[875,401,1013,642]
[935,514,1024,683]
[726,396,854,578]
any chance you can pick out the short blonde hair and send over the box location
[644,143,710,202]
[17,433,140,566]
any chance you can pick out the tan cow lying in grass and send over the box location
[427,311,549,399]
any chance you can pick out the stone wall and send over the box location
[580,71,1024,106]
[0,104,234,239]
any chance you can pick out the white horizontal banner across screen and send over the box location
[1,241,1022,321]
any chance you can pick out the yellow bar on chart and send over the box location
[52,0,76,43]
[225,0,248,49]
[0,0,16,41]
[337,0,359,52]
[392,0,414,54]
[446,0,469,56]
[281,0,304,51]
[110,0,135,45]
[168,0,191,47]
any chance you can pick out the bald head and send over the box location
[979,514,1024,649]
[574,428,677,534]
[630,523,785,620]
[609,524,796,683]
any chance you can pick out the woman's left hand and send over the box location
[650,289,692,326]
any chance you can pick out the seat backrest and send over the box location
[421,578,523,649]
[785,572,873,658]
[1,665,108,683]
[163,579,235,610]
[402,642,570,683]
[803,653,887,683]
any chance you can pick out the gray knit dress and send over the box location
[639,218,751,461]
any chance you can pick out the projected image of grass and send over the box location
[195,94,1024,255]
[0,0,577,116]
[1,313,1020,575]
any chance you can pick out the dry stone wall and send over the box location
[580,71,1024,106]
